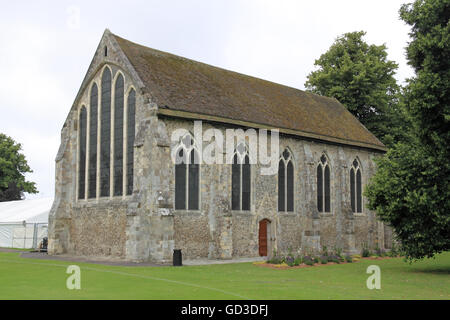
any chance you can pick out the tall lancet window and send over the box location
[278,148,294,212]
[113,74,124,196]
[317,154,331,213]
[100,67,111,197]
[126,88,136,195]
[350,159,362,213]
[174,134,199,210]
[88,83,98,199]
[232,143,251,211]
[78,106,87,200]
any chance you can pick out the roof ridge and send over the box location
[112,32,386,151]
[112,33,340,104]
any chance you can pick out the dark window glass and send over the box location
[278,160,285,212]
[113,74,124,196]
[356,169,362,213]
[188,150,199,210]
[175,148,186,210]
[350,168,355,212]
[287,161,294,212]
[78,106,87,200]
[324,165,331,212]
[126,89,136,195]
[88,84,98,198]
[242,155,251,211]
[100,68,111,197]
[231,154,240,210]
[317,165,323,212]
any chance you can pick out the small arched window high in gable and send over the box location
[100,67,112,197]
[350,159,362,213]
[78,106,87,200]
[174,134,200,210]
[88,83,98,199]
[232,143,251,211]
[317,154,331,213]
[278,148,294,212]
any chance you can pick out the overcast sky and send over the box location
[0,0,414,200]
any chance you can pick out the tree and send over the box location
[0,133,37,201]
[305,31,406,146]
[366,0,449,260]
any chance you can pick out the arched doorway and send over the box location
[259,219,271,256]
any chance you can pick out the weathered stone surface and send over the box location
[48,30,393,263]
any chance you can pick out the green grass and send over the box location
[0,247,34,251]
[0,251,449,299]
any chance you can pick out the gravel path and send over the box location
[2,247,265,267]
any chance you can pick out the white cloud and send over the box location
[221,0,413,89]
[0,1,415,199]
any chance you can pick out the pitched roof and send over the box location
[112,33,386,152]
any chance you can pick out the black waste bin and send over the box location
[173,249,182,266]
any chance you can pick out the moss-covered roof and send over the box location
[113,33,386,152]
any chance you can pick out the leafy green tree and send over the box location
[366,0,449,260]
[0,133,37,201]
[305,31,406,146]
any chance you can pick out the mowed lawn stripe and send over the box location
[0,252,449,299]
[0,254,248,299]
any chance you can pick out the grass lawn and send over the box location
[0,251,449,300]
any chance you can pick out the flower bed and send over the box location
[255,249,402,270]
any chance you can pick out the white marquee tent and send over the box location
[0,197,52,249]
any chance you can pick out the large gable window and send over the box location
[78,106,87,200]
[88,83,98,199]
[278,148,294,212]
[174,134,199,210]
[126,88,136,196]
[100,67,112,197]
[350,159,362,213]
[317,154,331,213]
[232,143,251,211]
[80,66,136,200]
[113,73,124,196]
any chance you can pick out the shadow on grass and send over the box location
[408,267,450,275]
[403,254,450,275]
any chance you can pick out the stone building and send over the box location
[48,30,392,263]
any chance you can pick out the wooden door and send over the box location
[259,219,268,256]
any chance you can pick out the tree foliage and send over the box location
[366,0,449,260]
[305,31,406,146]
[0,133,37,201]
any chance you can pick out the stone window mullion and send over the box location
[284,160,288,212]
[322,165,325,211]
[110,74,115,198]
[185,151,189,210]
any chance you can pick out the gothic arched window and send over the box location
[175,135,200,210]
[317,154,331,212]
[78,106,87,200]
[113,74,124,196]
[232,143,251,211]
[350,159,362,213]
[278,148,294,212]
[88,83,98,199]
[100,67,112,197]
[126,88,136,195]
